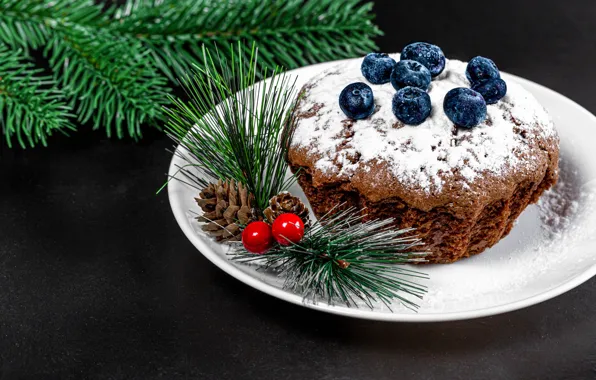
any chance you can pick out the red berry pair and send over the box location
[242,213,304,254]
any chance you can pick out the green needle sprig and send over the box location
[110,0,382,81]
[0,45,75,148]
[234,207,429,310]
[0,0,382,148]
[163,43,298,211]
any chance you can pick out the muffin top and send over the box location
[288,55,559,214]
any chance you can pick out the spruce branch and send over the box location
[164,43,298,211]
[45,25,170,139]
[0,45,75,148]
[233,207,429,310]
[110,0,383,80]
[0,0,169,140]
[0,0,383,146]
[0,0,107,50]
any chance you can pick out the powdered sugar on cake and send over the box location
[291,55,557,193]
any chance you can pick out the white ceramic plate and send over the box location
[168,60,596,322]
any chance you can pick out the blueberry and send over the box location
[466,56,500,84]
[401,42,446,77]
[392,87,432,125]
[390,60,432,91]
[361,53,396,84]
[339,82,375,120]
[471,78,507,104]
[443,88,487,128]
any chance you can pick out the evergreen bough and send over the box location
[0,45,75,148]
[0,0,382,148]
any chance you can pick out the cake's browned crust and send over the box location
[289,154,558,263]
[288,79,560,264]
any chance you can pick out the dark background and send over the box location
[2,1,596,379]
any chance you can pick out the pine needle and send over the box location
[0,0,383,146]
[45,25,170,139]
[0,0,169,140]
[0,45,75,148]
[163,42,298,211]
[110,0,383,80]
[0,0,107,50]
[233,207,429,310]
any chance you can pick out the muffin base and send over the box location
[290,162,558,264]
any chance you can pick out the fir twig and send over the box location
[233,207,429,310]
[0,0,169,140]
[164,42,298,211]
[0,0,383,147]
[110,0,383,80]
[45,25,170,138]
[0,45,75,148]
[0,0,108,50]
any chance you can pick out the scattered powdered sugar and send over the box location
[537,157,581,236]
[414,176,596,313]
[292,55,556,193]
[334,158,593,313]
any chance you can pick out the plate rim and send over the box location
[167,60,596,322]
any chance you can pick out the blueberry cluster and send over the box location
[444,57,508,128]
[337,44,507,128]
[339,42,444,124]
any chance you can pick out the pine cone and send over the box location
[195,180,256,242]
[263,191,311,228]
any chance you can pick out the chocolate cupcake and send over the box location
[287,54,559,263]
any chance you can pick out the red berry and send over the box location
[271,213,305,246]
[242,221,273,254]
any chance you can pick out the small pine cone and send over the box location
[195,180,256,242]
[263,191,311,228]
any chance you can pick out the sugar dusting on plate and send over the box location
[391,154,596,313]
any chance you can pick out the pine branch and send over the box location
[0,0,169,140]
[110,0,383,80]
[45,25,170,138]
[0,45,75,148]
[164,43,298,211]
[0,0,383,146]
[0,0,107,50]
[233,207,429,310]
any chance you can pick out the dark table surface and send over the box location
[2,1,596,379]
